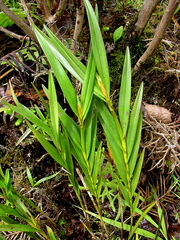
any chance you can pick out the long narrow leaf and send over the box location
[127,82,143,158]
[84,209,163,240]
[58,129,74,177]
[33,26,78,116]
[49,72,60,145]
[84,102,97,163]
[96,99,127,185]
[34,172,59,187]
[1,102,52,136]
[118,47,131,136]
[81,48,96,119]
[43,86,81,150]
[128,202,156,240]
[32,83,49,114]
[58,105,81,150]
[46,226,57,240]
[0,204,26,220]
[84,0,110,97]
[131,149,144,194]
[27,122,67,170]
[129,112,142,177]
[92,142,104,184]
[0,224,39,232]
[34,25,103,100]
[114,174,130,205]
[43,25,86,82]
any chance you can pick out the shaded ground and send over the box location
[0,1,179,239]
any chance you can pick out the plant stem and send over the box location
[79,120,109,238]
[107,103,134,231]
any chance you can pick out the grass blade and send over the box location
[33,26,78,116]
[84,0,110,97]
[0,224,39,232]
[96,99,127,185]
[27,122,67,170]
[127,82,143,158]
[118,47,131,136]
[49,72,60,144]
[2,101,52,136]
[81,49,96,119]
[129,112,142,177]
[128,202,156,240]
[84,208,163,240]
[131,149,144,194]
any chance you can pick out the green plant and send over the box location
[0,8,26,28]
[171,174,180,199]
[0,1,41,29]
[4,0,19,8]
[0,107,23,126]
[123,0,144,10]
[1,0,168,239]
[0,165,60,240]
[26,166,59,188]
[113,26,123,43]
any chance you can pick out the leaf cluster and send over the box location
[0,0,170,239]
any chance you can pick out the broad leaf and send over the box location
[113,26,123,43]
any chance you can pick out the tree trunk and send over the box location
[135,0,160,36]
[134,0,180,71]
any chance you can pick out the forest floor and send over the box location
[0,1,179,239]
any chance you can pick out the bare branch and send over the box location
[0,0,37,42]
[20,0,34,26]
[0,26,30,41]
[71,0,84,53]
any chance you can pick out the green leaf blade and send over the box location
[118,47,131,136]
[81,49,96,119]
[84,0,110,97]
[49,72,59,138]
[33,26,78,116]
[27,123,67,170]
[127,82,143,158]
[0,224,39,232]
[113,26,123,43]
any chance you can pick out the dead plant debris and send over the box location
[142,117,180,174]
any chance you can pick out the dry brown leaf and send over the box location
[143,102,172,123]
